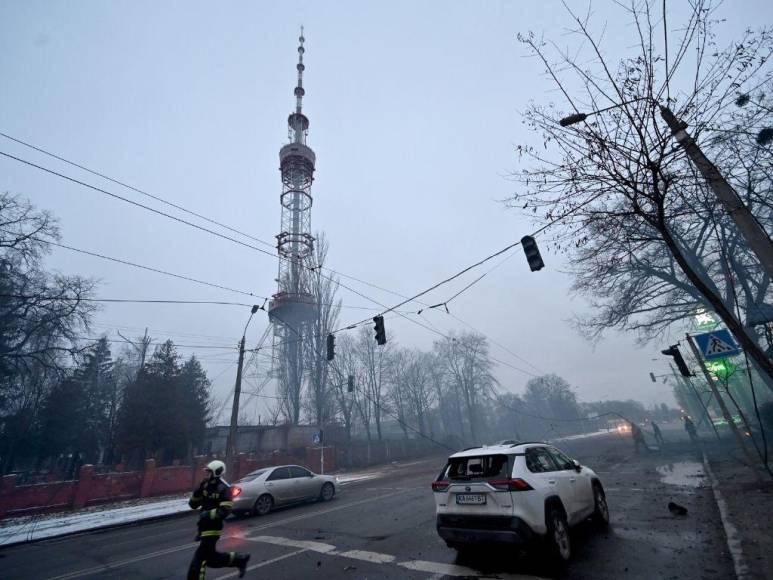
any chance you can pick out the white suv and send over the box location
[432,442,609,562]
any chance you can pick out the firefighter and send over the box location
[650,420,665,446]
[630,422,650,454]
[683,415,699,443]
[187,460,250,579]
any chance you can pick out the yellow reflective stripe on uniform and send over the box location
[209,509,217,519]
[220,501,234,507]
[228,552,235,565]
[199,530,222,537]
[199,560,207,580]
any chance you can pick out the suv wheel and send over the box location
[592,483,610,527]
[546,508,571,562]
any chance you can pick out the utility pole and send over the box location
[225,305,259,475]
[660,106,773,281]
[225,336,246,474]
[686,334,761,480]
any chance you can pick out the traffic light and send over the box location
[347,374,355,393]
[521,235,545,272]
[649,372,656,383]
[373,315,386,345]
[326,333,335,361]
[661,345,693,377]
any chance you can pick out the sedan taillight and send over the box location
[488,478,533,492]
[432,481,450,492]
[231,486,242,497]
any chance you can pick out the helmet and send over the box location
[205,460,226,479]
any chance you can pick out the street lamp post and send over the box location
[225,305,259,475]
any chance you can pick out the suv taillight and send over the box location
[488,478,533,492]
[432,481,450,492]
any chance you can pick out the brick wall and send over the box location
[0,447,334,518]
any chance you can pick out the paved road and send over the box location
[0,432,735,579]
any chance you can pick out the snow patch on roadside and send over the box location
[0,495,189,546]
[551,429,611,442]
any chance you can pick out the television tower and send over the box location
[268,29,317,422]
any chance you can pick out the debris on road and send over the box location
[668,501,688,516]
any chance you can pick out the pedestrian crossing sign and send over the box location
[693,329,741,360]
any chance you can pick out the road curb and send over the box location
[0,508,194,550]
[701,451,750,579]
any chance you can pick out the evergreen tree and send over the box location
[115,341,211,466]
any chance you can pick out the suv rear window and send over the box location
[441,454,513,482]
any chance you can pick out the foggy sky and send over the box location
[2,0,770,422]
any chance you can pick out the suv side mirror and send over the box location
[572,459,582,472]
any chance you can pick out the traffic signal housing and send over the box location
[521,235,545,272]
[347,374,355,393]
[649,372,656,383]
[661,345,693,377]
[373,315,386,345]
[326,333,335,361]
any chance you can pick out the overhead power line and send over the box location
[0,136,553,376]
[0,138,431,306]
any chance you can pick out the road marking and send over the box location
[42,489,408,580]
[332,549,396,564]
[399,558,542,579]
[214,548,307,579]
[248,535,337,553]
[245,535,547,579]
[702,452,750,579]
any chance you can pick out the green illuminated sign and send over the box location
[706,359,737,379]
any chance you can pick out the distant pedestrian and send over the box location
[683,416,699,443]
[650,420,665,446]
[187,460,250,579]
[630,422,649,454]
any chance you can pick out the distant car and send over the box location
[231,465,337,516]
[432,442,609,563]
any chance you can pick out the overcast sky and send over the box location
[2,1,770,422]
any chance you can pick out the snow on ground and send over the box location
[0,466,391,546]
[550,429,614,442]
[0,495,190,547]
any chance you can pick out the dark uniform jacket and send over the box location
[188,478,234,538]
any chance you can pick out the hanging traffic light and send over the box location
[521,235,545,272]
[347,374,355,393]
[373,315,386,345]
[661,345,693,377]
[649,372,657,383]
[326,333,335,361]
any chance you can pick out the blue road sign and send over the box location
[693,329,741,360]
[312,431,322,445]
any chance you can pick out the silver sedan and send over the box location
[231,464,337,516]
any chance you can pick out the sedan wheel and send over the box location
[253,494,273,516]
[320,482,335,502]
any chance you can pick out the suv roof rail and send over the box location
[461,446,480,451]
[496,439,519,446]
[510,441,547,447]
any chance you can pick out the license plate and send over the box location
[456,493,486,505]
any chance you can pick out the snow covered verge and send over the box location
[0,466,390,547]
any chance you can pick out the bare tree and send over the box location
[354,326,390,440]
[434,332,495,443]
[512,1,773,386]
[330,333,358,445]
[304,234,341,426]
